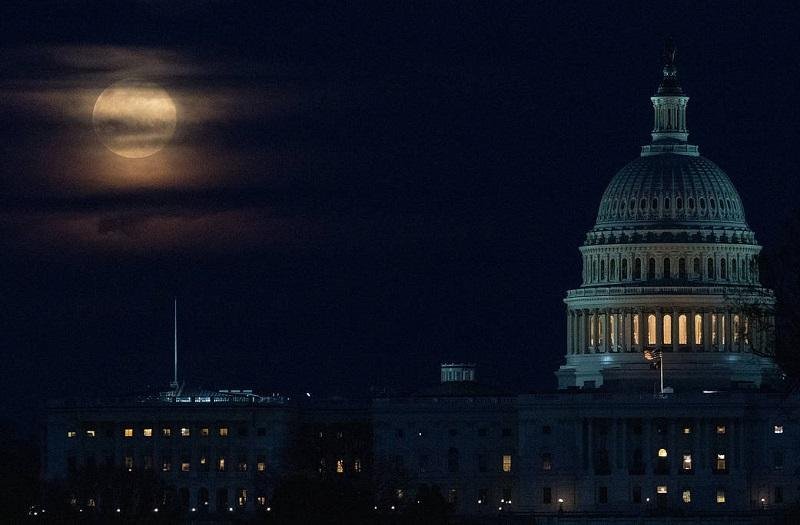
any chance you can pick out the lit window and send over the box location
[682,454,692,470]
[633,314,640,345]
[162,428,172,437]
[682,425,691,434]
[657,485,667,494]
[238,458,248,472]
[716,489,726,503]
[663,314,672,345]
[87,498,96,507]
[67,431,76,438]
[647,314,657,345]
[201,427,209,437]
[716,425,726,434]
[712,314,718,344]
[217,458,226,472]
[181,460,190,472]
[720,315,726,344]
[219,427,229,437]
[694,314,702,344]
[396,488,404,499]
[354,458,362,472]
[237,488,247,506]
[143,428,153,437]
[682,489,691,503]
[86,429,96,437]
[502,455,512,473]
[257,456,266,472]
[773,425,783,434]
[678,315,688,344]
[590,314,596,346]
[256,496,267,506]
[124,428,133,438]
[658,448,667,458]
[733,315,740,342]
[716,453,726,471]
[181,427,190,437]
[162,457,172,471]
[336,459,344,474]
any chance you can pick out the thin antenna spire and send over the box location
[171,298,178,390]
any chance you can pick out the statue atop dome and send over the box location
[657,37,683,96]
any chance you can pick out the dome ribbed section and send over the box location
[594,153,748,229]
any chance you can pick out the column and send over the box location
[567,310,574,355]
[602,310,610,353]
[671,308,679,353]
[703,311,712,353]
[724,310,733,352]
[655,310,663,350]
[623,311,632,352]
[689,309,697,352]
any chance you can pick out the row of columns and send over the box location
[567,308,760,355]
[582,253,757,285]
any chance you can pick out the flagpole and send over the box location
[660,351,664,394]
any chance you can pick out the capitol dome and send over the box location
[556,41,778,392]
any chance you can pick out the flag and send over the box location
[643,349,662,369]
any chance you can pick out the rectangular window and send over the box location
[657,485,667,494]
[716,425,726,434]
[647,314,657,345]
[238,458,248,472]
[773,450,784,469]
[257,455,266,472]
[143,428,153,437]
[257,427,266,436]
[716,453,726,471]
[237,488,247,506]
[716,489,726,503]
[774,425,783,434]
[632,486,642,504]
[633,314,640,345]
[143,455,153,470]
[678,315,688,344]
[67,431,76,438]
[663,314,672,345]
[336,459,344,474]
[180,427,190,437]
[542,487,552,504]
[217,457,226,472]
[162,428,172,437]
[597,486,608,504]
[123,428,133,438]
[86,429,96,437]
[161,456,171,472]
[712,314,718,344]
[682,489,691,503]
[219,427,229,437]
[541,453,552,471]
[775,486,783,504]
[201,427,209,437]
[256,495,267,506]
[682,423,692,434]
[502,454,512,473]
[682,454,692,471]
[200,455,209,472]
[181,458,190,472]
[124,456,134,470]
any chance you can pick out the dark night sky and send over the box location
[1,2,800,429]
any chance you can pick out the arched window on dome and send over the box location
[600,260,606,281]
[640,198,647,211]
[647,314,657,346]
[678,315,688,345]
[663,258,671,280]
[634,258,642,280]
[589,314,596,346]
[693,258,701,278]
[647,259,656,280]
[632,314,640,345]
[678,258,687,279]
[707,258,715,279]
[598,314,605,345]
[720,259,727,280]
[621,259,628,280]
[652,197,659,211]
[694,314,703,345]
[610,315,617,349]
[610,259,616,280]
[664,197,670,210]
[663,315,672,345]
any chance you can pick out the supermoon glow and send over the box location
[92,79,177,158]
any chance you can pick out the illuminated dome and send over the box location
[556,41,778,392]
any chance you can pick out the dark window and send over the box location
[478,427,488,437]
[542,487,552,504]
[257,428,266,437]
[664,197,670,210]
[542,425,552,435]
[67,456,77,474]
[775,486,783,503]
[396,429,404,438]
[598,486,608,504]
[477,454,487,473]
[676,197,683,209]
[447,448,459,473]
[448,428,458,437]
[652,198,659,210]
[633,486,642,503]
[238,427,248,437]
[217,489,228,509]
[502,428,512,437]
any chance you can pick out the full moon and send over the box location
[92,79,177,158]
